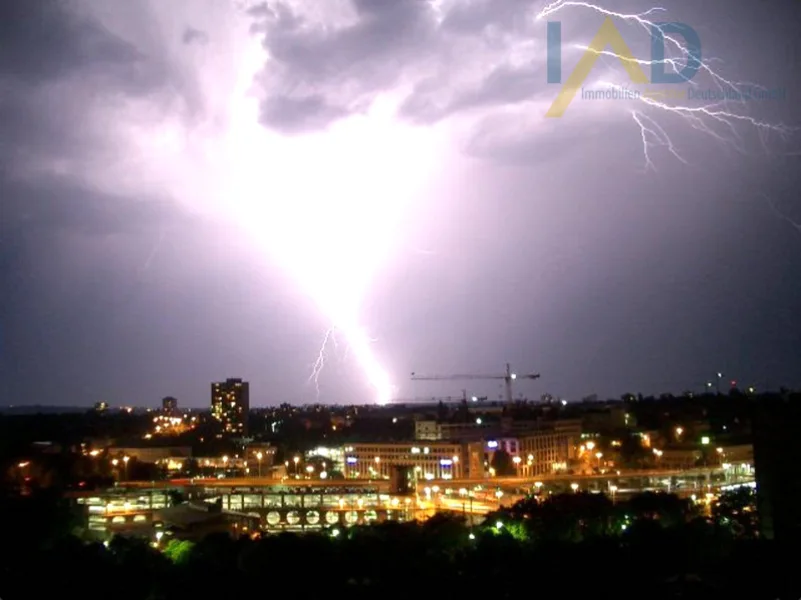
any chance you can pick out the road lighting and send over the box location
[256,452,263,477]
[609,484,618,503]
[123,456,130,480]
[570,483,579,493]
[293,456,300,476]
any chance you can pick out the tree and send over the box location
[490,450,516,476]
[712,487,759,538]
[618,433,650,469]
[627,492,694,527]
[182,458,199,477]
[167,490,186,506]
[163,539,194,565]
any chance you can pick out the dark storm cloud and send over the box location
[0,175,190,237]
[248,0,440,132]
[182,27,209,46]
[245,0,599,158]
[0,0,139,84]
[439,0,537,34]
[0,0,182,95]
[258,94,352,134]
[399,63,546,124]
[0,0,202,235]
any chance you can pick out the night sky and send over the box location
[1,0,800,408]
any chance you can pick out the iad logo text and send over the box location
[546,17,702,117]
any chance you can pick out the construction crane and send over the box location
[390,390,490,405]
[410,363,540,404]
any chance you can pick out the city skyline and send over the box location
[1,0,800,407]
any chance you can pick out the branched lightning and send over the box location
[309,326,336,400]
[762,193,801,237]
[537,1,799,169]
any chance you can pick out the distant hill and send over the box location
[0,405,90,415]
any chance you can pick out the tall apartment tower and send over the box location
[162,396,178,414]
[211,378,249,437]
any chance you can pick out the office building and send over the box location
[211,378,249,437]
[343,442,468,480]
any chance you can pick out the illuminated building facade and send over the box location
[476,424,579,477]
[414,420,494,441]
[343,442,467,480]
[305,446,345,474]
[211,378,249,437]
[516,429,574,476]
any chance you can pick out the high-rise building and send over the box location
[211,378,249,437]
[162,396,178,414]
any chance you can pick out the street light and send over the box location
[123,456,130,480]
[256,452,263,477]
[570,483,579,492]
[293,456,300,477]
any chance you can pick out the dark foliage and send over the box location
[0,488,796,600]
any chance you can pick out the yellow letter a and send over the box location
[546,17,649,118]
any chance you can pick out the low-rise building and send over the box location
[414,419,497,441]
[517,428,575,476]
[109,446,192,464]
[343,442,467,480]
[415,416,582,442]
[245,444,277,473]
[154,501,260,541]
[658,448,703,470]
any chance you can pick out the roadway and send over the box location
[111,466,743,494]
[420,467,730,488]
[116,478,389,491]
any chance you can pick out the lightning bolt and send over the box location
[309,326,336,400]
[762,193,801,237]
[537,1,799,170]
[140,227,167,273]
[307,324,394,404]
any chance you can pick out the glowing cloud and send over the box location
[217,39,441,404]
